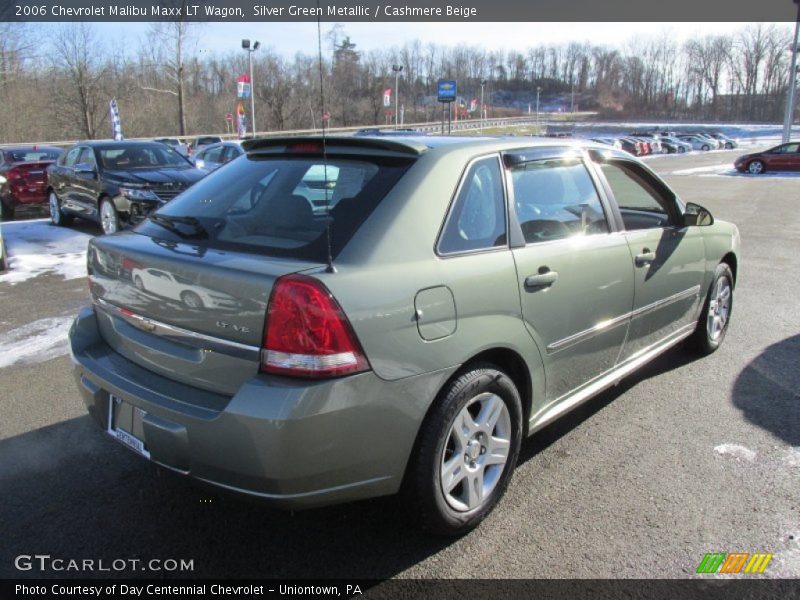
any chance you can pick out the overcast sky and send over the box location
[97,21,768,57]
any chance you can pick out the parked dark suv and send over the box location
[47,141,206,234]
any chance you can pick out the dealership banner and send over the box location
[108,98,123,141]
[1,0,796,22]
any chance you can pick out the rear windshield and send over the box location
[136,153,413,261]
[97,144,191,170]
[7,148,61,162]
[196,137,221,145]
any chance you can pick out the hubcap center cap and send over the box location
[466,439,481,461]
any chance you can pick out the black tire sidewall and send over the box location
[410,365,523,536]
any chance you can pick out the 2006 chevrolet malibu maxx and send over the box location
[70,136,739,535]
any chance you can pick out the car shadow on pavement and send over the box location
[0,415,450,580]
[731,334,800,446]
[517,345,698,465]
[0,345,712,581]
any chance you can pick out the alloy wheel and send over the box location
[706,277,732,341]
[101,201,118,234]
[49,192,61,225]
[440,392,511,512]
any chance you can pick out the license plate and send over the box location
[107,395,150,459]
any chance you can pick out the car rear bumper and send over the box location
[69,306,454,508]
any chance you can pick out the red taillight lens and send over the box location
[261,274,369,379]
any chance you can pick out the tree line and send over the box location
[0,22,794,143]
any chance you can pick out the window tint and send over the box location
[78,147,97,168]
[222,145,243,162]
[600,161,671,230]
[8,148,61,162]
[98,144,189,169]
[510,158,608,244]
[203,146,224,162]
[63,147,82,167]
[438,156,506,254]
[138,155,411,261]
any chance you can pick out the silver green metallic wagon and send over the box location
[70,135,739,535]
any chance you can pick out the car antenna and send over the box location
[316,2,335,274]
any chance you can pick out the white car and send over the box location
[131,267,238,309]
[677,135,715,151]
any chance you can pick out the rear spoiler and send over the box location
[241,136,429,158]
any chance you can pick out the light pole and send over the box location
[782,0,800,143]
[392,64,403,129]
[242,38,260,137]
[480,79,487,134]
[536,85,542,130]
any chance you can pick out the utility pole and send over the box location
[242,39,260,136]
[536,86,542,131]
[392,64,403,129]
[480,79,487,134]
[782,0,800,143]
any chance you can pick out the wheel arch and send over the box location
[721,252,738,286]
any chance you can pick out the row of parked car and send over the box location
[0,130,795,235]
[589,131,738,157]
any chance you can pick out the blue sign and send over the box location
[437,80,457,103]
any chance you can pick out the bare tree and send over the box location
[49,23,108,139]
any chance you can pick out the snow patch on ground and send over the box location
[0,219,91,285]
[713,443,757,462]
[670,164,733,175]
[0,316,73,369]
[782,447,800,467]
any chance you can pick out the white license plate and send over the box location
[107,395,150,459]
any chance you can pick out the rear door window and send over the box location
[510,157,608,244]
[138,154,412,261]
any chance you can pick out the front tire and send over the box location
[689,263,734,355]
[747,160,765,175]
[405,364,522,536]
[701,144,710,151]
[181,291,204,309]
[100,198,120,235]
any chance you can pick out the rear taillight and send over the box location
[261,274,369,379]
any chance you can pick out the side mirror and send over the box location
[194,159,205,169]
[683,202,714,227]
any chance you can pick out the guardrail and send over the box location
[0,114,587,148]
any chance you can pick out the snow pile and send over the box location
[0,219,92,285]
[0,315,73,368]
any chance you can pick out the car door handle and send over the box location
[635,249,656,266]
[525,270,558,288]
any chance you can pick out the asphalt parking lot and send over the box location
[0,146,798,580]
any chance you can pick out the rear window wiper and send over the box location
[148,214,209,239]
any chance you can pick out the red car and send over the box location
[0,146,63,220]
[734,142,800,174]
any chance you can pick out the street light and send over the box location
[480,79,487,134]
[242,38,260,137]
[392,65,403,129]
[782,0,800,143]
[536,86,542,130]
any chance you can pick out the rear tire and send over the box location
[701,144,710,151]
[49,191,73,226]
[689,263,734,355]
[405,364,522,536]
[0,198,15,221]
[181,291,204,309]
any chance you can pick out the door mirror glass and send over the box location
[684,202,713,227]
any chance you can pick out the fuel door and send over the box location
[414,286,457,341]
